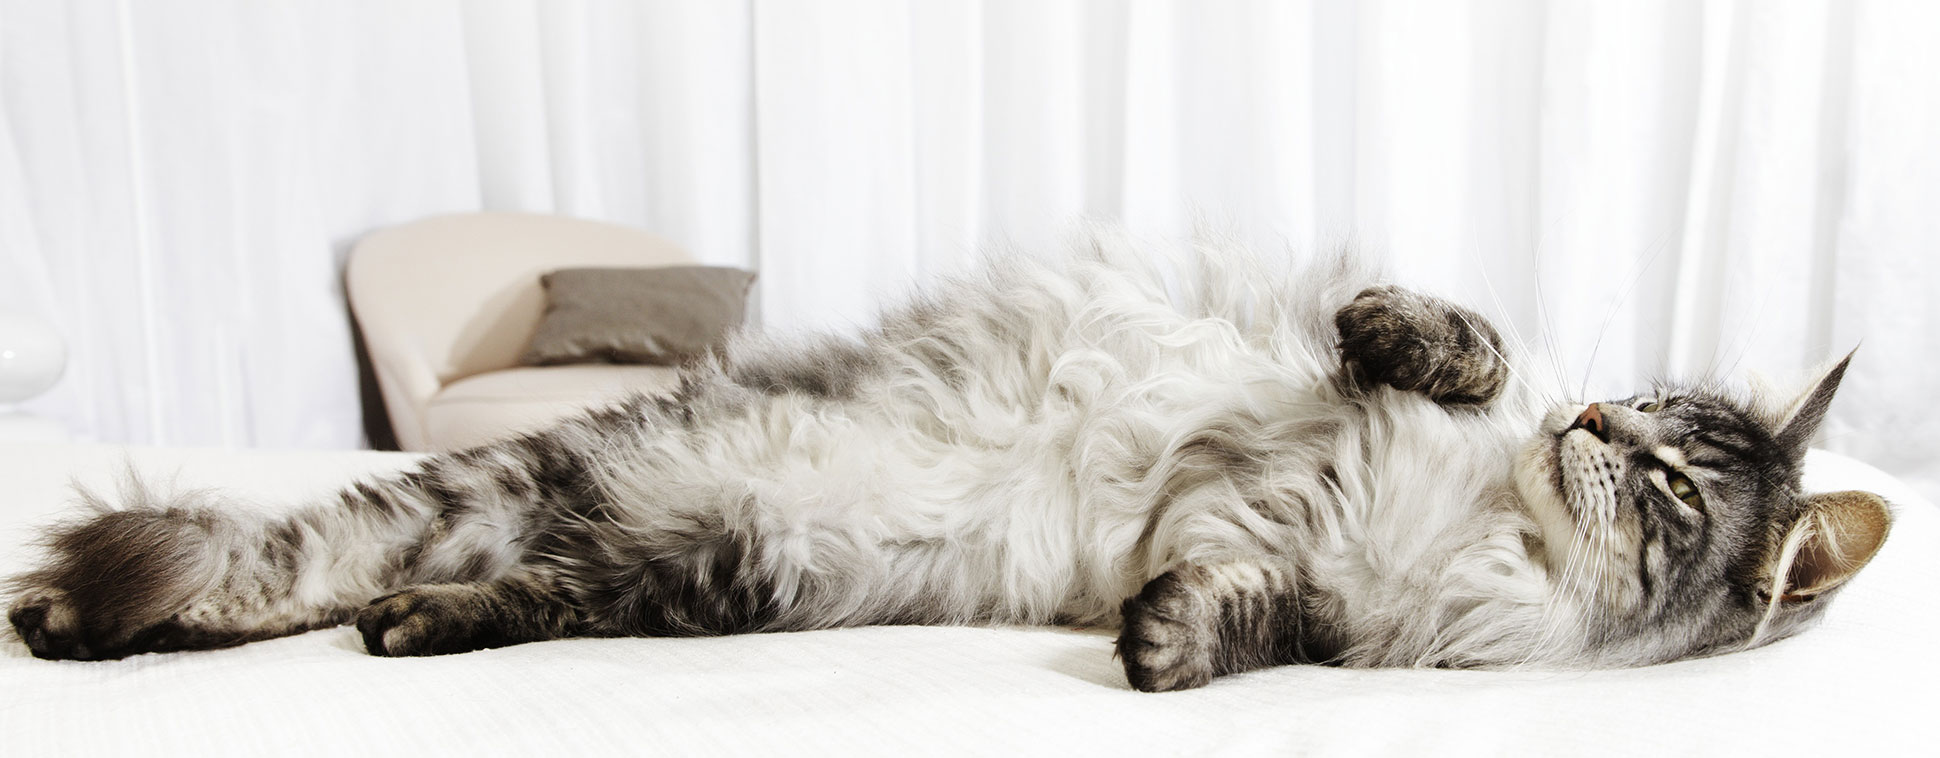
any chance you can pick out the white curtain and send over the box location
[3,1,1937,494]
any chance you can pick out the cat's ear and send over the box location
[1769,351,1855,458]
[1768,490,1892,602]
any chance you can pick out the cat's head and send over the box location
[1512,354,1891,665]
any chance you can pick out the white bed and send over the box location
[1,442,1932,755]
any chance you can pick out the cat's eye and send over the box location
[1666,472,1703,510]
[1634,398,1662,412]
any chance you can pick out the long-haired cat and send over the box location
[5,239,1890,691]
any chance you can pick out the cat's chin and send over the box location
[1513,404,1593,573]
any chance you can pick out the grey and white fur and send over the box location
[5,235,1893,691]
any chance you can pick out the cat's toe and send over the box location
[1335,286,1504,404]
[1116,569,1216,692]
[9,589,93,660]
[356,589,432,656]
[1336,287,1433,389]
[355,585,495,657]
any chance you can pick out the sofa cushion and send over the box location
[520,266,757,366]
[423,365,683,450]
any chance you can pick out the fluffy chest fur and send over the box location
[628,246,1554,666]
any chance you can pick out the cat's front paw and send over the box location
[1117,568,1218,692]
[1335,285,1507,405]
[356,584,502,657]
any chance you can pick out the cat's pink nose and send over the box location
[1569,403,1608,442]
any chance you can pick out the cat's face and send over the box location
[1511,357,1890,664]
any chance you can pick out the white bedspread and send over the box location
[1,444,1932,756]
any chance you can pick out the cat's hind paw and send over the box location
[1116,568,1218,692]
[8,507,239,660]
[9,588,91,660]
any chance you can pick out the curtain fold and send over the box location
[1,0,1935,495]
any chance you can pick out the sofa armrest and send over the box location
[357,329,444,452]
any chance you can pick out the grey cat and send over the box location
[5,244,1890,691]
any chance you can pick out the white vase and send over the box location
[0,311,66,407]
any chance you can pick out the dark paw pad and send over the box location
[10,589,235,661]
[9,590,91,660]
[355,585,503,657]
[1116,569,1216,692]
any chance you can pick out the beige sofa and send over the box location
[347,213,696,452]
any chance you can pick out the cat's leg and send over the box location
[5,403,645,660]
[5,497,403,661]
[1334,285,1508,406]
[6,506,323,660]
[1116,558,1324,692]
[354,571,581,657]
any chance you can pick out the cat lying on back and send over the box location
[6,241,1891,691]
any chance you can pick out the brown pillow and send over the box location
[520,266,757,366]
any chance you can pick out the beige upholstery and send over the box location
[347,213,696,451]
[424,366,682,451]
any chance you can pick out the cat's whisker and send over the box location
[1448,311,1544,404]
[1536,515,1598,665]
[1525,204,1581,398]
[1577,237,1670,403]
[1460,260,1568,408]
[1526,253,1578,398]
[1713,284,1780,386]
[1467,250,1536,361]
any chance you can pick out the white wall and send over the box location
[2,1,1937,497]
